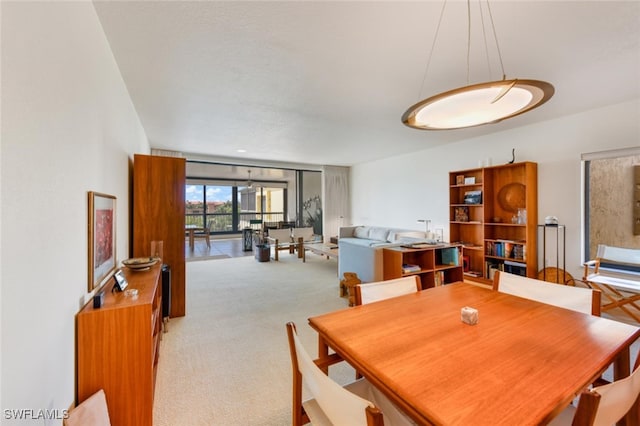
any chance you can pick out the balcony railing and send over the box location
[185,212,286,234]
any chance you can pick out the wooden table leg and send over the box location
[317,336,330,375]
[297,237,304,259]
[188,230,195,250]
[614,347,632,426]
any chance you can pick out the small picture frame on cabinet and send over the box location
[456,175,465,185]
[112,269,128,292]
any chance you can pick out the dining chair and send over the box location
[354,276,421,306]
[286,322,416,426]
[193,222,211,248]
[582,244,640,323]
[65,389,111,426]
[493,271,601,316]
[548,349,640,426]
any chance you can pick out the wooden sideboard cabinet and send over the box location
[76,264,162,426]
[383,244,463,288]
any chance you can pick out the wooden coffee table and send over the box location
[303,242,338,262]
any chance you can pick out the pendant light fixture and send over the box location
[402,0,554,131]
[246,170,253,188]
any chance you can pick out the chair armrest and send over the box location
[583,259,600,278]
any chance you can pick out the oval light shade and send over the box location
[402,79,554,130]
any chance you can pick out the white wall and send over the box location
[351,99,640,278]
[1,2,148,424]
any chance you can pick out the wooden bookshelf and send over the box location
[449,162,538,284]
[383,244,463,289]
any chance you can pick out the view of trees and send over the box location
[186,184,285,233]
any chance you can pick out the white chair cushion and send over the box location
[358,276,420,305]
[303,378,416,426]
[65,389,111,426]
[497,271,596,315]
[547,404,575,425]
[267,228,291,242]
[292,227,315,241]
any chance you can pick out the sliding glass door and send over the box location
[186,181,287,235]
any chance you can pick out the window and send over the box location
[186,181,287,234]
[582,147,640,260]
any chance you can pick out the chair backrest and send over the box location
[268,228,291,242]
[571,351,640,426]
[65,389,111,426]
[292,227,315,242]
[493,271,601,316]
[355,276,421,306]
[286,322,381,426]
[596,245,640,274]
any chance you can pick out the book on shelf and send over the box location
[485,260,504,280]
[440,247,460,266]
[434,270,445,286]
[485,240,526,261]
[504,260,526,276]
[463,271,482,278]
[402,264,421,273]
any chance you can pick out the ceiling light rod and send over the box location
[403,0,554,131]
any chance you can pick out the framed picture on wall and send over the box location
[88,191,116,291]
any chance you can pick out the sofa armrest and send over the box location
[338,239,387,283]
[339,226,358,238]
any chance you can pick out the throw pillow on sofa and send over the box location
[354,226,370,239]
[369,227,390,242]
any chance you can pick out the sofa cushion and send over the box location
[340,237,387,247]
[353,226,370,239]
[369,227,390,242]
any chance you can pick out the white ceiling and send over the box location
[94,1,640,167]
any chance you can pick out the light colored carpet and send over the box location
[186,254,231,262]
[153,253,639,425]
[153,253,353,426]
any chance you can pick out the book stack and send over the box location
[402,264,421,274]
[485,261,504,279]
[504,260,526,276]
[485,240,526,260]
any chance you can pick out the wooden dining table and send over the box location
[308,282,640,426]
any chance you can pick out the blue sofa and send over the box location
[338,226,426,282]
